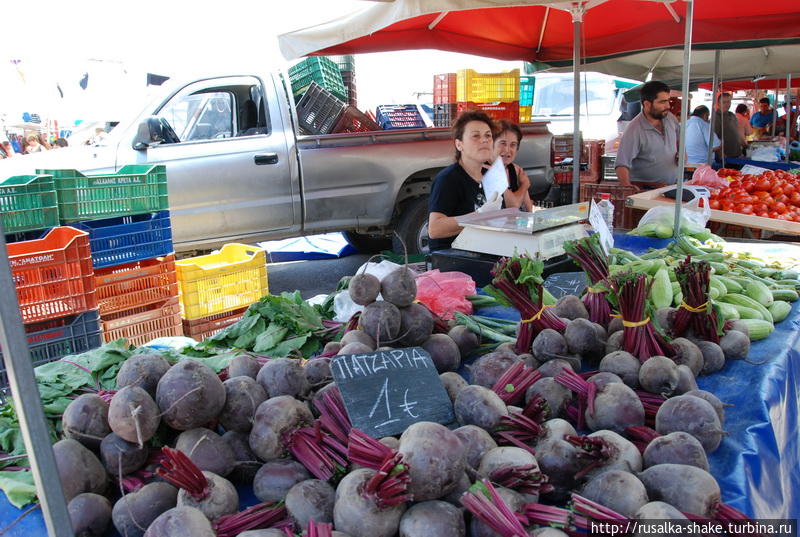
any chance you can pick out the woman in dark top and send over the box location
[427,110,496,252]
[494,120,533,211]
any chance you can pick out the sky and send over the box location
[1,0,525,124]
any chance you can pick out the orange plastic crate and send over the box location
[182,307,248,342]
[7,226,97,323]
[101,297,183,347]
[94,254,178,316]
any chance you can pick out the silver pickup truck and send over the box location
[0,71,553,254]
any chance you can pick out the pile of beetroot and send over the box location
[49,257,757,537]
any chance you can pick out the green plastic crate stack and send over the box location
[329,55,355,73]
[39,164,169,222]
[289,57,347,102]
[0,174,59,236]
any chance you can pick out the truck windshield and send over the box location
[533,75,617,117]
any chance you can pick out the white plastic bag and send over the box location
[637,196,711,235]
[332,260,402,322]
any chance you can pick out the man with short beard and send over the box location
[615,80,680,191]
[713,92,746,159]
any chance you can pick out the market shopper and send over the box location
[750,97,776,136]
[713,93,746,160]
[24,135,43,153]
[735,103,753,140]
[614,80,680,191]
[685,105,720,165]
[428,110,498,252]
[494,120,533,212]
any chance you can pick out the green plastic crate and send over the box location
[41,164,169,222]
[329,55,355,73]
[0,174,59,233]
[289,57,347,102]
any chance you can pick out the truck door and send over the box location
[123,75,295,250]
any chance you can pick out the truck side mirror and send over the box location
[132,117,166,150]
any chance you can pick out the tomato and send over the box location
[771,186,784,197]
[783,184,796,195]
[743,182,756,193]
[739,204,754,215]
[775,194,790,205]
[732,193,752,204]
[752,190,770,201]
[722,201,735,212]
[709,199,721,210]
[774,202,788,214]
[754,202,769,214]
[755,177,772,192]
[729,180,741,189]
[790,192,800,205]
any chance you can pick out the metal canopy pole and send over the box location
[0,229,72,536]
[786,74,792,162]
[706,50,721,165]
[571,4,584,203]
[672,0,693,239]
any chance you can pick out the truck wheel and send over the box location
[343,231,392,253]
[392,196,430,255]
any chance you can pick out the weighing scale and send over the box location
[431,204,590,287]
[451,203,590,259]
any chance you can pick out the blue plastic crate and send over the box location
[73,210,174,269]
[0,310,102,388]
[520,75,535,107]
[375,104,426,130]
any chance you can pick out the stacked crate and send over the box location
[375,105,427,130]
[433,73,458,128]
[456,69,520,123]
[519,75,535,123]
[0,174,100,386]
[330,55,357,107]
[177,244,269,341]
[289,57,347,103]
[43,165,182,347]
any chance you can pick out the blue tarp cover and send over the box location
[259,233,356,262]
[1,236,798,533]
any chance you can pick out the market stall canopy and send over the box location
[544,44,800,83]
[698,76,800,92]
[278,0,800,63]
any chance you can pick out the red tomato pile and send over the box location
[708,169,800,221]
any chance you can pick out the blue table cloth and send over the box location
[2,233,799,532]
[724,157,799,172]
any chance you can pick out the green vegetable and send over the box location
[720,294,773,323]
[771,288,799,302]
[651,268,673,309]
[706,261,729,275]
[726,303,763,320]
[692,229,712,241]
[737,319,775,341]
[714,275,744,294]
[713,301,740,320]
[744,280,774,307]
[655,225,673,239]
[768,301,792,323]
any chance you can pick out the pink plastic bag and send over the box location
[687,165,728,189]
[414,269,476,320]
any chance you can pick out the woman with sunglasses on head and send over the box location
[494,119,534,212]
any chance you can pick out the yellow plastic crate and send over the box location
[519,105,532,123]
[176,244,269,320]
[457,69,520,103]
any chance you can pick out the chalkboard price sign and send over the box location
[330,347,456,438]
[544,271,588,299]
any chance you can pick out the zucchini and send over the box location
[706,261,729,275]
[768,301,792,323]
[651,268,673,309]
[727,304,763,320]
[714,275,743,294]
[672,291,683,308]
[720,293,773,323]
[692,229,712,241]
[670,281,681,297]
[737,319,775,341]
[709,277,727,300]
[733,258,765,270]
[771,288,799,302]
[744,280,774,307]
[714,301,740,320]
[773,270,800,281]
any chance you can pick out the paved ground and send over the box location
[266,253,371,299]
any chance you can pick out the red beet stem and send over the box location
[362,452,411,508]
[519,502,572,528]
[716,504,764,537]
[213,501,288,537]
[306,520,334,537]
[564,435,618,481]
[489,465,554,496]
[492,362,542,405]
[462,480,528,537]
[571,493,627,522]
[316,389,352,443]
[347,428,395,470]
[155,447,209,500]
[287,425,347,481]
